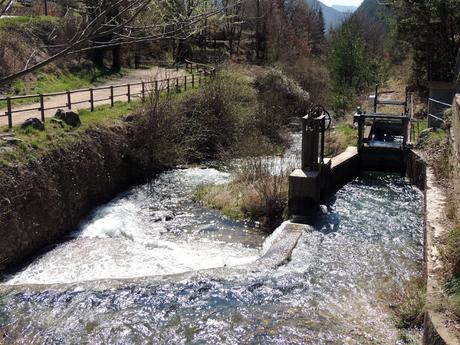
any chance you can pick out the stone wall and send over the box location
[0,124,158,273]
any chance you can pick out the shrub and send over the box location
[281,57,330,105]
[235,157,293,230]
[394,276,426,329]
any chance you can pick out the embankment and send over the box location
[422,95,460,345]
[0,124,154,272]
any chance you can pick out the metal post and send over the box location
[67,90,72,109]
[301,116,320,171]
[39,94,45,122]
[110,86,114,107]
[6,97,12,130]
[90,88,94,112]
[356,116,365,151]
[127,84,131,103]
[320,117,325,164]
[374,84,378,113]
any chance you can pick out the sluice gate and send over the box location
[289,86,415,218]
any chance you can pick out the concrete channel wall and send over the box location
[422,95,460,345]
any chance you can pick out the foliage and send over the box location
[390,0,460,85]
[327,16,389,115]
[444,278,460,318]
[194,156,293,231]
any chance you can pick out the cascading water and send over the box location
[0,133,423,344]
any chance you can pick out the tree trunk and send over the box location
[112,46,122,73]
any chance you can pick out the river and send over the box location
[0,136,423,344]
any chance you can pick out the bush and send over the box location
[281,57,330,105]
[253,69,310,144]
[195,156,293,231]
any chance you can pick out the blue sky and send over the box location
[321,0,364,7]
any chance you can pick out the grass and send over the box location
[0,15,56,30]
[325,120,357,157]
[444,278,460,318]
[194,157,292,231]
[0,101,141,167]
[1,69,129,108]
[394,276,426,329]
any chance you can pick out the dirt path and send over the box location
[0,66,186,127]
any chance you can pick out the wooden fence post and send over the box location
[67,90,72,109]
[39,94,45,122]
[6,97,12,130]
[192,74,195,88]
[167,79,170,94]
[110,86,114,107]
[141,82,145,101]
[90,88,94,112]
[127,84,131,103]
[184,76,187,91]
[176,78,180,93]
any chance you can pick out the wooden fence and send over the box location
[0,61,215,130]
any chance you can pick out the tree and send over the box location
[390,0,460,85]
[0,0,224,87]
[328,17,387,114]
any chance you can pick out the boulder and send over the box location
[64,111,81,127]
[21,118,45,131]
[55,109,66,121]
[54,109,81,127]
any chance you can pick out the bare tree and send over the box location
[0,0,226,87]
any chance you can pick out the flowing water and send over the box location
[0,135,423,344]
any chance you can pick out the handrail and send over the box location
[0,60,215,130]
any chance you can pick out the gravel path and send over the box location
[0,66,186,127]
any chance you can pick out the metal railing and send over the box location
[0,61,215,130]
[428,97,452,127]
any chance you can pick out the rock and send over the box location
[63,111,81,127]
[54,109,81,127]
[55,108,66,121]
[0,136,22,145]
[122,114,135,122]
[21,118,45,131]
[50,118,64,128]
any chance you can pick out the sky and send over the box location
[320,0,364,7]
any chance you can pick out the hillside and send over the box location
[331,5,357,13]
[306,0,348,29]
[356,0,391,21]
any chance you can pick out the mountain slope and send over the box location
[306,0,348,29]
[331,5,357,13]
[356,0,391,21]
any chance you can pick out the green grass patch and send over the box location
[1,69,129,108]
[0,101,141,167]
[193,183,245,220]
[0,15,57,30]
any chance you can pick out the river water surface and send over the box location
[0,139,423,344]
